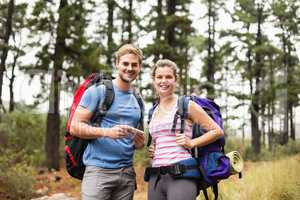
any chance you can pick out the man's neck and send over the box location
[114,76,131,92]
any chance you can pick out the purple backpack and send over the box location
[175,95,231,200]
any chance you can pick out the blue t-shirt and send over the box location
[79,80,142,169]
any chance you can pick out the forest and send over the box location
[0,0,300,199]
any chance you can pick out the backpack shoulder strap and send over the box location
[146,102,158,147]
[93,79,114,125]
[178,95,190,118]
[171,95,190,134]
[133,91,145,130]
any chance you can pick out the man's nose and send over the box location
[127,64,133,70]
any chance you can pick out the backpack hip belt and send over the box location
[144,160,199,181]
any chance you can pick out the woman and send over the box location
[147,59,224,200]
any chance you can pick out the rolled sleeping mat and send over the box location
[226,151,244,175]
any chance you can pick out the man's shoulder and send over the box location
[85,83,106,96]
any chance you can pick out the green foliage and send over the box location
[0,149,36,200]
[134,146,150,167]
[244,140,300,161]
[225,138,300,162]
[0,111,46,166]
[225,137,247,156]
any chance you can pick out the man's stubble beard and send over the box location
[119,73,136,84]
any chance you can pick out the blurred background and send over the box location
[0,0,299,199]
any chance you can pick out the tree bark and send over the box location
[154,0,163,61]
[127,0,133,42]
[8,51,19,112]
[251,4,264,154]
[0,0,14,112]
[166,0,176,60]
[45,0,68,170]
[206,0,216,99]
[280,26,289,145]
[289,106,295,140]
[106,0,114,67]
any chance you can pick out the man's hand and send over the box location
[133,131,145,149]
[104,125,132,139]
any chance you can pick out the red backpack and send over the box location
[65,73,144,180]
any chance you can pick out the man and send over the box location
[70,44,145,200]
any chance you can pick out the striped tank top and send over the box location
[149,101,193,167]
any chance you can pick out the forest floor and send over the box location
[26,154,300,200]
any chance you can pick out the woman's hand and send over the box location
[176,133,194,149]
[148,143,155,159]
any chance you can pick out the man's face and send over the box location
[116,53,141,83]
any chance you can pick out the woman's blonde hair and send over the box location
[115,44,143,64]
[151,59,178,80]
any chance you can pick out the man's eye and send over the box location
[123,62,130,66]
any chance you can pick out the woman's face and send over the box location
[153,66,176,97]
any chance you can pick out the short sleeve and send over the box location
[79,84,105,113]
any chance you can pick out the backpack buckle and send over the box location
[171,164,186,176]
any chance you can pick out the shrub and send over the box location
[225,137,300,161]
[0,111,46,166]
[0,150,36,200]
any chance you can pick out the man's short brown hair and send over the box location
[115,44,143,64]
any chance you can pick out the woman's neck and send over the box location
[159,94,177,109]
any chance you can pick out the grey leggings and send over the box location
[148,173,198,200]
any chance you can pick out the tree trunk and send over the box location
[183,48,188,95]
[206,0,215,99]
[45,0,68,170]
[268,57,275,150]
[289,106,295,140]
[280,26,289,145]
[8,51,18,112]
[166,0,176,60]
[154,0,163,61]
[127,0,133,42]
[0,0,14,112]
[287,36,295,141]
[261,106,266,147]
[251,4,264,154]
[251,96,260,154]
[106,0,114,67]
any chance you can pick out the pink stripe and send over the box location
[156,139,177,144]
[156,144,179,150]
[153,156,191,162]
[151,127,192,134]
[155,151,190,157]
[151,129,172,134]
[152,133,175,138]
[154,157,190,163]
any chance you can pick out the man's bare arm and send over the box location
[70,106,132,139]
